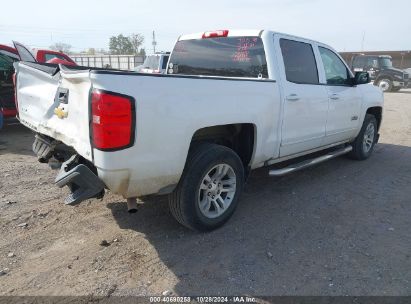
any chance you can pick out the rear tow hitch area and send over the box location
[55,155,105,205]
[33,134,58,163]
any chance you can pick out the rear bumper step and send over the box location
[55,155,105,205]
[269,146,353,177]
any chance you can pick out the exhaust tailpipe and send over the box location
[127,198,138,213]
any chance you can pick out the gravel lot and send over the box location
[0,90,410,296]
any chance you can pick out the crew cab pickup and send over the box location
[14,30,384,231]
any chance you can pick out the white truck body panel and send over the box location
[15,29,384,199]
[90,72,280,196]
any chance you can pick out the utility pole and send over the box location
[361,31,365,52]
[152,31,157,54]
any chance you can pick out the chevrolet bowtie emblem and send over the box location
[54,107,68,119]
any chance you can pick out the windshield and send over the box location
[0,54,16,88]
[168,36,268,78]
[379,57,392,68]
[143,56,160,70]
[0,53,16,68]
[0,53,16,76]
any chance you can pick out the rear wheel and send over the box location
[391,87,401,92]
[377,78,392,92]
[348,114,378,160]
[169,143,244,231]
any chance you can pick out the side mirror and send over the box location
[353,71,370,85]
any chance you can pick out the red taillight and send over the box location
[91,90,135,151]
[202,30,229,39]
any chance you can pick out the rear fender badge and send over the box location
[351,115,359,121]
[54,106,68,119]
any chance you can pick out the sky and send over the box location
[1,0,410,54]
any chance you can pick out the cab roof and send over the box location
[179,29,262,41]
[0,44,18,54]
[178,29,324,45]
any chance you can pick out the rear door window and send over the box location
[44,53,69,62]
[168,36,268,78]
[279,39,319,84]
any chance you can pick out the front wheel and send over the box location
[377,78,393,92]
[169,143,244,231]
[348,114,378,160]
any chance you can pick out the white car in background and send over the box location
[134,52,170,74]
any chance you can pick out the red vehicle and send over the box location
[0,44,19,60]
[33,49,76,65]
[0,43,76,121]
[0,45,19,119]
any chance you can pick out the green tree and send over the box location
[109,34,134,55]
[129,33,144,55]
[138,48,146,57]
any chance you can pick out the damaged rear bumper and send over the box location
[55,155,105,205]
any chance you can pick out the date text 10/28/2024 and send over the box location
[150,296,257,303]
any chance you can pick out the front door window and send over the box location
[319,47,350,86]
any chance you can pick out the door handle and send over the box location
[329,94,340,100]
[286,94,300,101]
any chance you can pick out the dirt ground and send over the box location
[0,91,410,297]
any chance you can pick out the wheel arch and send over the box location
[189,123,257,173]
[375,74,393,83]
[366,106,383,131]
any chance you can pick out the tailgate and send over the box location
[15,62,93,161]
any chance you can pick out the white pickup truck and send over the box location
[14,30,383,231]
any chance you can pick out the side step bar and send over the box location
[269,146,352,177]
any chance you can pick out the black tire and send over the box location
[391,87,401,92]
[377,78,393,92]
[169,143,244,231]
[348,114,378,160]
